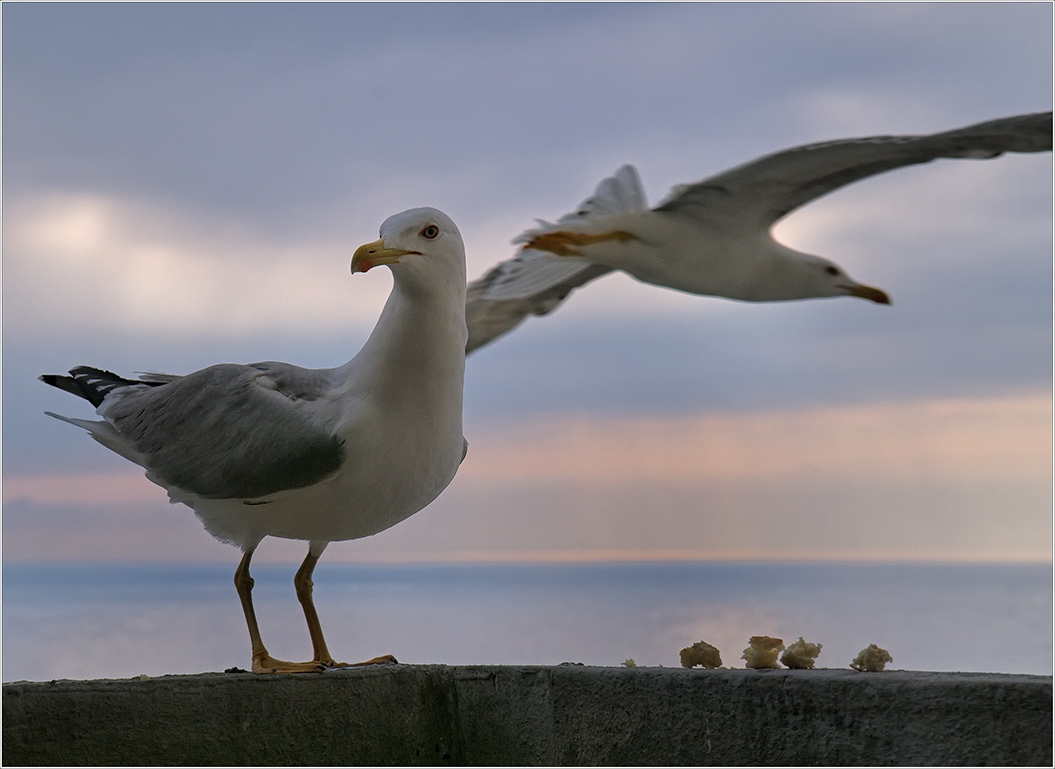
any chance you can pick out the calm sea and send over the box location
[3,561,1051,682]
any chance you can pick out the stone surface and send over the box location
[3,665,1051,766]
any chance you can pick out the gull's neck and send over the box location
[341,272,468,398]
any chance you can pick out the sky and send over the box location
[3,2,1052,567]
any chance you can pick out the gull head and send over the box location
[352,207,465,283]
[782,252,891,305]
[821,259,890,305]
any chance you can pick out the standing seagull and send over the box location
[465,111,1052,352]
[41,207,469,674]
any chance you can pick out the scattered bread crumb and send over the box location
[741,636,784,669]
[781,637,822,669]
[850,644,893,672]
[680,640,723,669]
[622,658,637,668]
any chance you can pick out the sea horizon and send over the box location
[4,560,1051,683]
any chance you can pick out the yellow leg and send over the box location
[294,549,397,669]
[234,549,327,674]
[524,229,636,256]
[294,551,338,665]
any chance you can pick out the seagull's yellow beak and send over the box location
[351,239,421,273]
[844,283,892,305]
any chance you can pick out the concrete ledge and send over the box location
[3,666,1051,766]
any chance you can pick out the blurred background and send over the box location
[3,3,1051,681]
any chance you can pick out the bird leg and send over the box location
[294,549,397,669]
[234,549,327,674]
[524,229,636,256]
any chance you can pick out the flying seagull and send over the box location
[41,207,469,674]
[465,111,1052,353]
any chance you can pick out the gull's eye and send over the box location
[420,224,440,240]
[824,265,840,276]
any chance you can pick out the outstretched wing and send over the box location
[465,261,613,354]
[655,111,1053,226]
[465,165,647,353]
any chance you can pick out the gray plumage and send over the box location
[45,364,346,500]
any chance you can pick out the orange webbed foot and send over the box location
[251,654,398,674]
[346,653,398,667]
[526,229,636,257]
[251,654,398,675]
[319,654,399,670]
[251,653,329,675]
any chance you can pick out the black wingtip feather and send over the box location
[40,366,152,408]
[68,366,144,408]
[39,373,85,400]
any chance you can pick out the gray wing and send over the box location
[655,111,1053,226]
[101,362,344,499]
[465,165,647,354]
[465,260,613,353]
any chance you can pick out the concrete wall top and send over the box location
[4,665,1052,766]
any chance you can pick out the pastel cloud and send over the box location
[459,393,1052,486]
[7,391,1049,564]
[3,192,390,339]
[3,1,1050,571]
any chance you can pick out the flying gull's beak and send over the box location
[843,282,892,305]
[351,239,421,273]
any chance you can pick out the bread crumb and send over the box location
[741,635,784,669]
[679,640,722,669]
[622,658,637,668]
[850,644,892,672]
[781,637,822,669]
